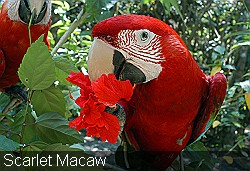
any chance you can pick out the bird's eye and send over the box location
[106,35,112,41]
[140,31,149,42]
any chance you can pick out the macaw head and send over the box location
[6,0,51,25]
[87,14,188,84]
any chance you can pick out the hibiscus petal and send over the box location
[92,74,133,106]
[86,126,100,138]
[66,72,91,88]
[83,108,120,144]
[82,95,103,125]
[69,116,84,131]
[98,112,120,144]
[75,91,92,108]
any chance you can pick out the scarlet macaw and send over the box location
[0,0,52,96]
[87,14,227,170]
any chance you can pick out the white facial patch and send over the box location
[7,0,20,21]
[7,0,51,25]
[87,38,115,81]
[117,29,164,83]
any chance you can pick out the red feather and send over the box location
[0,50,5,78]
[190,73,227,142]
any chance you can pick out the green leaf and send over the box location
[9,110,39,144]
[0,93,10,113]
[86,0,113,12]
[169,0,184,21]
[23,113,40,143]
[85,0,116,22]
[161,0,171,14]
[214,45,226,54]
[23,141,49,152]
[0,134,20,151]
[161,0,184,21]
[9,110,25,142]
[18,35,56,90]
[185,141,215,170]
[35,113,82,144]
[240,80,250,93]
[53,57,78,85]
[186,141,207,151]
[226,30,250,38]
[0,113,14,122]
[94,10,114,22]
[222,64,236,70]
[141,0,155,4]
[232,120,243,128]
[31,86,66,117]
[232,41,250,49]
[52,1,64,7]
[223,155,233,165]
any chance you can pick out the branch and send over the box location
[51,9,88,55]
[0,98,22,122]
[228,133,250,153]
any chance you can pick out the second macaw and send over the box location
[0,0,52,93]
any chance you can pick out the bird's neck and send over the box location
[126,54,208,133]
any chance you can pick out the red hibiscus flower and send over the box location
[66,71,91,89]
[92,74,133,107]
[66,72,133,144]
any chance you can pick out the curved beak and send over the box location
[87,38,115,81]
[87,38,146,84]
[28,0,46,19]
[19,0,48,24]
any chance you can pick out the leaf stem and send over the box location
[28,14,33,45]
[19,90,33,148]
[0,129,21,136]
[243,0,249,12]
